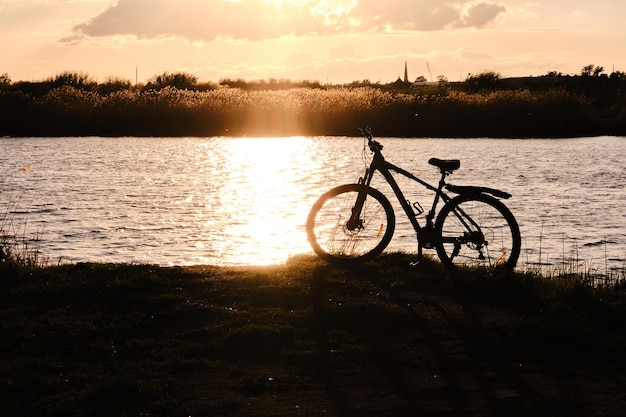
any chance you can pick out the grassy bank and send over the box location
[1,254,625,417]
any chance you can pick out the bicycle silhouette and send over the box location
[306,129,521,270]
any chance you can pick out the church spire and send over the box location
[404,61,409,83]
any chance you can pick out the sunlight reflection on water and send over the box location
[1,136,625,272]
[202,137,319,265]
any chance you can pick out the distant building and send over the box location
[392,61,410,86]
[390,61,439,87]
[404,61,409,83]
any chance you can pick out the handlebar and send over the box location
[360,127,383,153]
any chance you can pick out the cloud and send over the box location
[63,0,508,44]
[353,1,507,31]
[460,2,507,27]
[62,0,325,43]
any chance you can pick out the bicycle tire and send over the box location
[434,193,520,270]
[306,184,395,265]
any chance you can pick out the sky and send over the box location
[1,0,625,85]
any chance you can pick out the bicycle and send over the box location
[306,129,521,270]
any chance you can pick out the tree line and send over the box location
[1,66,625,137]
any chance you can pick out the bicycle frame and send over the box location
[352,141,452,250]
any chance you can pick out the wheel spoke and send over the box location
[307,184,395,265]
[436,194,520,270]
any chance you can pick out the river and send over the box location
[1,136,625,275]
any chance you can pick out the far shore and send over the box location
[3,73,626,138]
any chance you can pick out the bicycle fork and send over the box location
[347,170,375,231]
[346,207,364,231]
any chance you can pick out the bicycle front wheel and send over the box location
[435,194,520,270]
[306,184,395,265]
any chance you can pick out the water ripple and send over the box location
[1,136,625,270]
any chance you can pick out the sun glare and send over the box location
[209,137,314,265]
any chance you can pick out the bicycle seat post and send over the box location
[436,170,448,193]
[424,170,448,229]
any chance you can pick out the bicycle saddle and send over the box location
[428,158,460,172]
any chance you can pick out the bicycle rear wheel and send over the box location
[435,193,520,270]
[306,184,395,265]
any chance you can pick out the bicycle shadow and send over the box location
[306,258,623,417]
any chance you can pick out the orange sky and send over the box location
[1,0,625,84]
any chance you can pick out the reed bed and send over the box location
[2,76,625,137]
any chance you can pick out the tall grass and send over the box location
[1,81,624,137]
[0,172,47,269]
[0,198,45,269]
[521,233,626,287]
